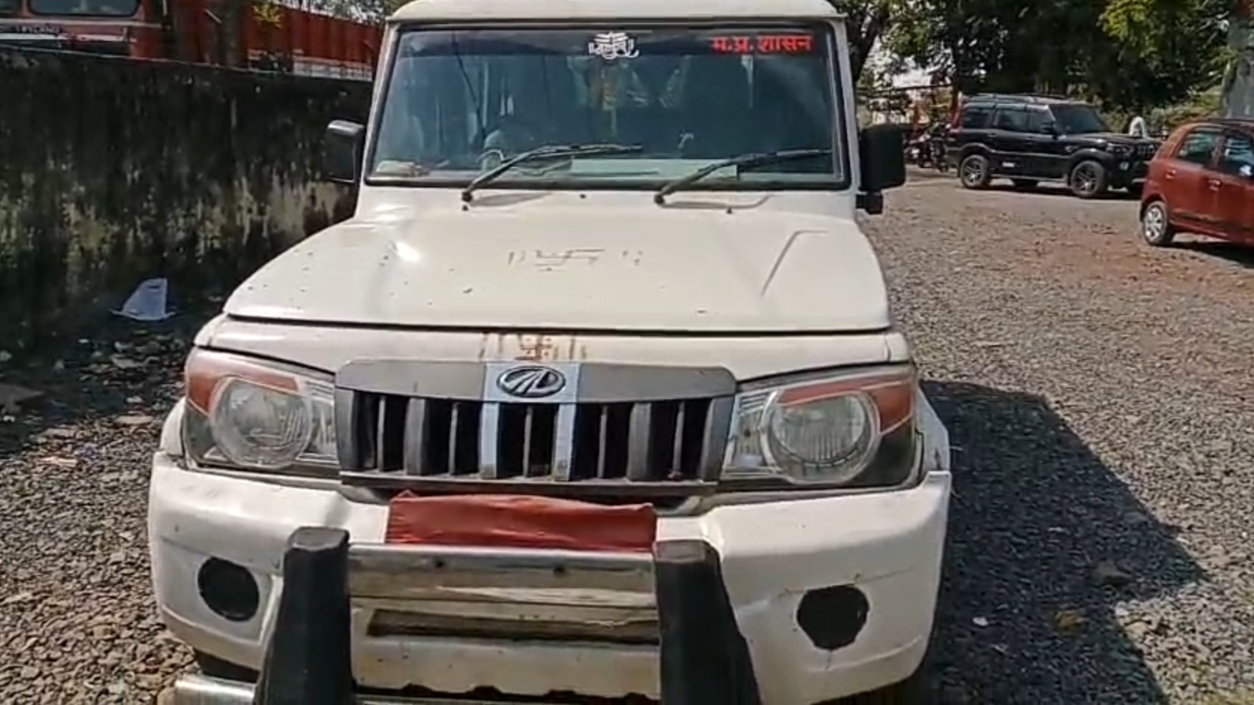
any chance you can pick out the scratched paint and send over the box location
[478,333,590,362]
[506,248,645,271]
[0,47,369,346]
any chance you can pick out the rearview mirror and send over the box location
[324,120,365,185]
[857,124,906,214]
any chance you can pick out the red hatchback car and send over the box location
[1140,119,1254,247]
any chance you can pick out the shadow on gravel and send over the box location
[1172,240,1254,269]
[906,167,955,182]
[982,183,1141,201]
[924,380,1201,705]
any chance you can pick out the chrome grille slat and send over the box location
[552,403,576,480]
[671,403,686,475]
[625,403,652,482]
[447,402,461,475]
[700,397,735,481]
[376,400,388,470]
[596,407,610,479]
[402,398,425,475]
[478,402,500,479]
[334,362,736,494]
[521,406,535,477]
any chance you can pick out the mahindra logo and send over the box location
[496,365,566,399]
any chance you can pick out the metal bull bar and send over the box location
[174,527,762,705]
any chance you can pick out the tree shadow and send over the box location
[924,380,1201,704]
[0,306,207,463]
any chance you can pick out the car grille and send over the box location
[1137,143,1156,158]
[333,360,737,496]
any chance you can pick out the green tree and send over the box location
[1097,0,1230,109]
[830,0,899,82]
[886,0,1230,110]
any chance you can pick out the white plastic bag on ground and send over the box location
[112,278,175,322]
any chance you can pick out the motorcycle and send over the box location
[929,132,949,172]
[903,123,950,171]
[902,128,930,166]
[905,141,923,165]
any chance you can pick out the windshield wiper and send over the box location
[653,149,832,204]
[461,143,643,202]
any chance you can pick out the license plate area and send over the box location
[349,544,659,645]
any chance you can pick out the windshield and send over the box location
[29,0,138,16]
[1051,104,1109,135]
[369,24,843,189]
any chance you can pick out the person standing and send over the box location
[1128,115,1148,138]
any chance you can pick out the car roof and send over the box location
[390,0,842,22]
[1163,117,1254,137]
[963,93,1088,107]
[1177,118,1254,132]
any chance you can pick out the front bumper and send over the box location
[151,398,952,704]
[1110,158,1149,186]
[172,530,767,705]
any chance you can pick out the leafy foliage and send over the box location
[886,0,1233,110]
[827,0,900,82]
[307,0,406,20]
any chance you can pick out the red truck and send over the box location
[0,0,382,82]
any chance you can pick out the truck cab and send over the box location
[150,0,951,702]
[0,0,160,56]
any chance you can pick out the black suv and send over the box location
[946,94,1160,198]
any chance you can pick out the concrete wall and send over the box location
[0,48,372,344]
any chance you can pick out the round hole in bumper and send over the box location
[796,585,871,651]
[197,558,261,623]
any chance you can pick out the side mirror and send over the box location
[857,124,906,215]
[324,120,365,185]
[1040,122,1059,136]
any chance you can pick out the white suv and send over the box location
[149,0,950,702]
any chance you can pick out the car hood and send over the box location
[223,203,890,333]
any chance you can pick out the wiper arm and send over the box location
[461,143,643,202]
[653,149,831,204]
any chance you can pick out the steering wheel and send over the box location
[476,117,549,169]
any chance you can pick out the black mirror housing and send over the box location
[324,120,366,185]
[858,124,906,208]
[855,192,884,215]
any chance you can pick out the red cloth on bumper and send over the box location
[385,492,658,553]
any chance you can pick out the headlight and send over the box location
[183,349,337,474]
[724,365,918,488]
[1108,144,1133,157]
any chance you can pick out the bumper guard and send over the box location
[170,527,762,704]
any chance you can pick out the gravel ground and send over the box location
[1,174,1253,703]
[0,321,198,704]
[873,175,1254,704]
